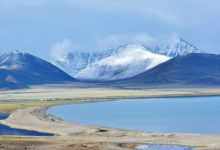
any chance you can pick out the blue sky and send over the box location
[0,0,220,60]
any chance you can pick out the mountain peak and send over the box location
[0,51,76,89]
[8,50,25,57]
[154,37,201,57]
[11,50,22,54]
[75,45,170,81]
[0,50,28,66]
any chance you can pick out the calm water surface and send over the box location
[0,113,53,136]
[136,145,194,150]
[47,96,220,134]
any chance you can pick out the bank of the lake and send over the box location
[0,113,53,136]
[1,99,220,149]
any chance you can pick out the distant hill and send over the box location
[119,53,220,85]
[0,51,76,89]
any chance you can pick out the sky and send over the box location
[0,0,220,60]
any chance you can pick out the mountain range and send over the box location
[0,51,76,89]
[54,37,200,81]
[1,36,220,89]
[75,45,170,81]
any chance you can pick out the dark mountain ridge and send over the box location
[120,53,220,85]
[0,51,76,89]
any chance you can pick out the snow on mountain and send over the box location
[75,45,170,81]
[52,37,202,81]
[154,37,201,57]
[53,51,112,76]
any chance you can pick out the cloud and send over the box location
[50,34,155,58]
[50,39,73,60]
[95,33,155,51]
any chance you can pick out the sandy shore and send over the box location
[1,105,220,150]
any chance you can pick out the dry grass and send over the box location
[0,83,219,113]
[0,83,220,102]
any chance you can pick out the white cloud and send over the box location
[50,39,73,60]
[96,33,155,51]
[50,34,155,58]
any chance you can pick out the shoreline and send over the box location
[1,99,220,149]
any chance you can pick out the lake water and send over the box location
[0,113,53,136]
[136,145,194,150]
[47,96,220,134]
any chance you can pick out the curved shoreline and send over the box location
[1,104,220,149]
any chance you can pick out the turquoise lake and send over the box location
[47,96,220,134]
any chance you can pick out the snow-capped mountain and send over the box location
[0,51,75,88]
[53,51,111,77]
[53,44,145,77]
[53,37,202,81]
[75,45,170,81]
[154,37,201,57]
